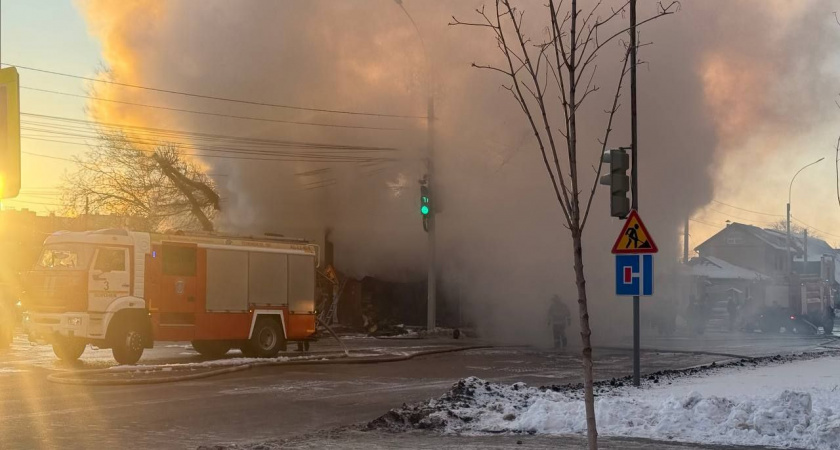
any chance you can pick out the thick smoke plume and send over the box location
[76,0,840,345]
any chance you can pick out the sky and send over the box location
[1,0,101,212]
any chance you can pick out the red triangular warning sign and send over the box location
[612,210,658,254]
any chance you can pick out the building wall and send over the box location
[698,225,796,279]
[698,227,771,274]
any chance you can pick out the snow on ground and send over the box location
[370,355,840,449]
[104,355,302,372]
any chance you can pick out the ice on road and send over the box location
[373,356,840,449]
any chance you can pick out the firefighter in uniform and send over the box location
[549,295,572,349]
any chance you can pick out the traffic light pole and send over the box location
[630,0,640,388]
[426,96,436,332]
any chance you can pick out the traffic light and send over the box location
[420,184,431,232]
[0,67,20,199]
[599,148,630,219]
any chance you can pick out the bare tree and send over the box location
[451,1,676,447]
[767,219,813,238]
[62,132,220,232]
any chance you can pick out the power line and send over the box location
[790,215,840,239]
[20,113,400,152]
[6,63,425,119]
[2,198,63,207]
[22,136,393,163]
[16,192,62,198]
[22,151,78,163]
[711,200,783,217]
[704,207,777,226]
[709,199,840,239]
[17,114,401,163]
[22,133,394,163]
[19,113,404,164]
[21,112,396,149]
[689,218,723,229]
[21,86,403,131]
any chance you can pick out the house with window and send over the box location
[685,222,838,309]
[694,223,800,280]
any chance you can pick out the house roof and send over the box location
[684,255,771,281]
[694,222,826,256]
[791,232,836,262]
[693,222,840,282]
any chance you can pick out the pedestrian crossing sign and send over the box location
[612,209,658,254]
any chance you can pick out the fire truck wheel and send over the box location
[191,340,232,358]
[112,324,145,365]
[52,337,86,361]
[246,317,286,358]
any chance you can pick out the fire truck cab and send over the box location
[24,229,319,365]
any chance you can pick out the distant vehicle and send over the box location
[23,229,319,364]
[742,255,835,335]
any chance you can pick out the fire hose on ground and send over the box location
[46,321,490,386]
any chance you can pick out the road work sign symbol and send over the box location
[615,254,653,296]
[612,210,658,254]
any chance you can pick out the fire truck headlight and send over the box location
[68,317,82,327]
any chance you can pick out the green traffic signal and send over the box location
[420,185,431,217]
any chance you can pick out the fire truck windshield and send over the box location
[35,244,92,270]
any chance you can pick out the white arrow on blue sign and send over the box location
[615,254,653,296]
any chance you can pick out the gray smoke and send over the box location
[78,0,840,345]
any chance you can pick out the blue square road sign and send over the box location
[615,254,653,296]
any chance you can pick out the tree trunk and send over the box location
[573,228,598,449]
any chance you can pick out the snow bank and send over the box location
[370,356,840,449]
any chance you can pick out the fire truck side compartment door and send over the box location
[159,243,198,328]
[248,252,288,307]
[205,249,249,312]
[288,254,315,313]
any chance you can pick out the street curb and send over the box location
[597,345,751,359]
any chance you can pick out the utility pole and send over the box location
[630,0,640,388]
[84,195,89,230]
[393,1,437,331]
[804,229,808,273]
[786,202,791,277]
[787,157,824,277]
[683,216,689,263]
[426,97,436,331]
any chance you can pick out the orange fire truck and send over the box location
[23,229,319,365]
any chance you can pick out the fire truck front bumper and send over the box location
[24,313,91,343]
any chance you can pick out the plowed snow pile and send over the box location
[370,355,840,449]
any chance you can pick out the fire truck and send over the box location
[23,229,319,364]
[741,255,836,335]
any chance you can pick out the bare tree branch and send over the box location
[582,44,632,229]
[62,131,220,232]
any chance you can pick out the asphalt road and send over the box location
[0,329,833,450]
